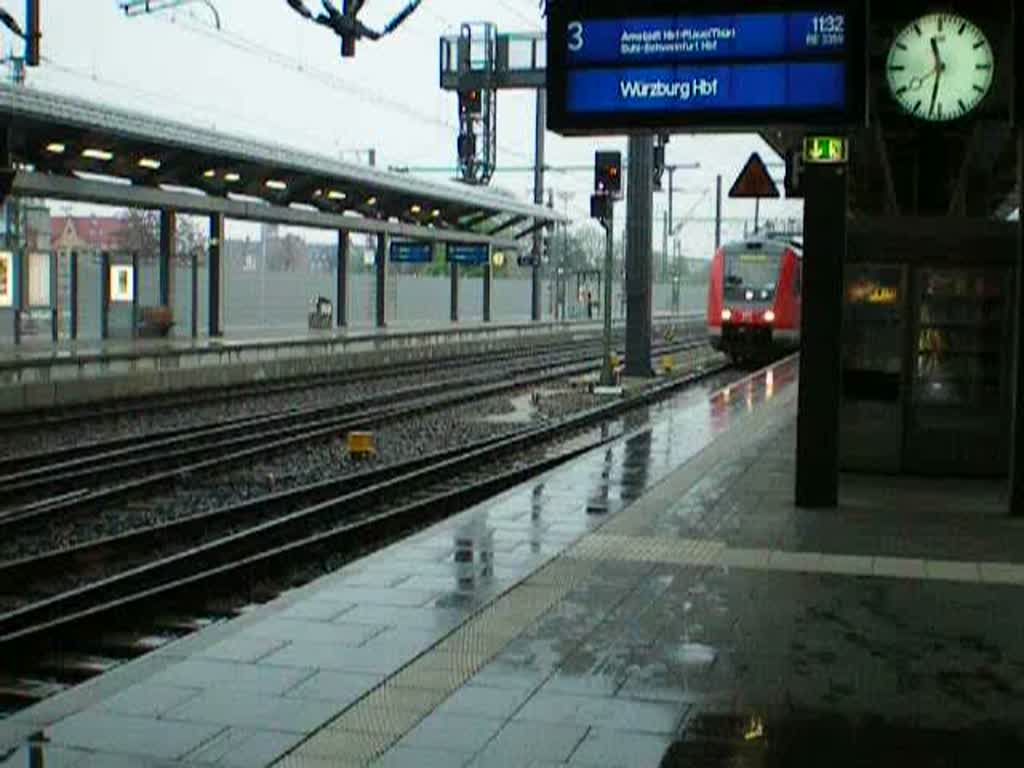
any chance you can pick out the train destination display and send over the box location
[547,2,866,134]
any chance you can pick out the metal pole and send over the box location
[1010,127,1024,515]
[482,249,492,323]
[375,233,388,328]
[69,250,78,340]
[666,166,674,282]
[601,205,615,386]
[190,247,198,338]
[531,88,545,322]
[100,250,110,340]
[336,230,349,328]
[159,209,175,308]
[208,213,223,337]
[754,198,761,234]
[715,175,723,250]
[625,134,655,378]
[450,259,459,322]
[662,210,669,285]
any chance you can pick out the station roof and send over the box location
[0,83,565,249]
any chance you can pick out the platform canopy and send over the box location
[0,83,565,249]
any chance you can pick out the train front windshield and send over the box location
[724,251,781,302]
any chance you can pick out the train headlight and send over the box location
[764,310,776,323]
[721,309,732,322]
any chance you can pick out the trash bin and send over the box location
[308,295,333,330]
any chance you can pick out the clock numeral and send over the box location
[973,40,986,49]
[958,98,968,113]
[913,100,922,113]
[976,63,992,69]
[958,22,967,35]
[913,23,922,36]
[973,84,985,93]
[889,65,905,71]
[896,86,909,95]
[894,41,908,51]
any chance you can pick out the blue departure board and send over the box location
[547,2,865,134]
[390,241,433,264]
[447,243,490,265]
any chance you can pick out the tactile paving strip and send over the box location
[275,557,597,767]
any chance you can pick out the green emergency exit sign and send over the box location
[803,136,848,164]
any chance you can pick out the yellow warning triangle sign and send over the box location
[729,153,781,199]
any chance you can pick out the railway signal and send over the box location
[594,151,622,196]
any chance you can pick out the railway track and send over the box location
[0,317,702,434]
[0,338,706,532]
[0,356,738,715]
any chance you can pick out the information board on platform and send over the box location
[547,1,866,134]
[446,244,490,266]
[389,241,434,264]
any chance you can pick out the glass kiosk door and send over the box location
[904,268,1011,476]
[841,265,906,473]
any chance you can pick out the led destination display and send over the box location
[547,1,866,134]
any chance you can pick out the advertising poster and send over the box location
[0,251,11,308]
[28,252,50,306]
[110,264,135,303]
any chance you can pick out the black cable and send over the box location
[0,7,24,38]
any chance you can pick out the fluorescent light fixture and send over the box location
[137,157,162,170]
[224,172,241,183]
[82,148,113,161]
[265,179,288,191]
[327,190,347,201]
[203,169,217,179]
[45,142,66,154]
[410,204,422,214]
[366,196,378,206]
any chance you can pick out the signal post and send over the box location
[592,151,622,386]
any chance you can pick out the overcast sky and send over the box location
[6,0,803,257]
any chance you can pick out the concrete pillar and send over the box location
[375,233,388,328]
[482,250,493,323]
[795,158,848,509]
[625,134,654,378]
[159,209,176,308]
[208,213,224,337]
[450,261,459,323]
[336,230,349,328]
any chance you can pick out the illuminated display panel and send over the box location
[547,0,867,135]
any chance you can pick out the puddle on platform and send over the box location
[660,714,1024,767]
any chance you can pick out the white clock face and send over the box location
[886,13,995,121]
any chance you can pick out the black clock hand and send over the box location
[928,37,943,116]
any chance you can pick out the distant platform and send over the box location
[0,315,699,413]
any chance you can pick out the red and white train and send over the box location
[706,236,802,362]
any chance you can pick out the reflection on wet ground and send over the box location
[661,715,1024,766]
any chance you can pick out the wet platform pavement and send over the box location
[5,355,1024,766]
